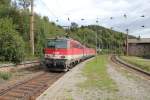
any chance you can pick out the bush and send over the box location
[0,18,25,64]
[0,72,12,80]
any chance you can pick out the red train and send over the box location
[44,37,96,71]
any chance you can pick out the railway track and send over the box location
[0,60,39,68]
[111,55,150,80]
[0,71,64,100]
[0,60,40,72]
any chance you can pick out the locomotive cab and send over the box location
[44,38,70,71]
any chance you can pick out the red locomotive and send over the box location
[44,37,96,71]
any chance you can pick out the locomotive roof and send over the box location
[46,37,94,49]
[47,37,70,40]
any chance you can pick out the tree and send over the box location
[43,16,49,22]
[70,22,78,31]
[0,0,11,6]
[0,18,25,63]
[17,0,31,9]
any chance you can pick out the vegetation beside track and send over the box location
[80,55,117,91]
[0,72,12,80]
[120,56,150,72]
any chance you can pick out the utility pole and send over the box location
[126,29,129,56]
[83,31,85,56]
[93,17,99,63]
[123,14,128,56]
[30,0,34,55]
[81,18,85,57]
[96,29,98,56]
[96,19,98,57]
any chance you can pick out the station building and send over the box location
[128,38,150,56]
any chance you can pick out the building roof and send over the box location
[128,38,150,44]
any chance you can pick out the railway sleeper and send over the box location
[18,87,35,91]
[21,85,42,90]
[11,89,31,94]
[27,82,48,86]
[0,96,18,100]
[22,85,44,88]
[4,92,26,99]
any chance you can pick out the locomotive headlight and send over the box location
[45,54,49,58]
[61,56,65,58]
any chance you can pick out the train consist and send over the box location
[44,37,96,71]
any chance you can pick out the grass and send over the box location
[120,56,150,73]
[66,96,74,100]
[80,55,117,91]
[24,55,38,61]
[0,61,12,64]
[0,72,12,80]
[0,56,38,65]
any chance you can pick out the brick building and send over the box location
[128,38,150,56]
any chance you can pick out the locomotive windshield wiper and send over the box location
[48,45,55,48]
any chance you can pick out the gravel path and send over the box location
[37,59,89,100]
[37,60,150,100]
[107,64,150,100]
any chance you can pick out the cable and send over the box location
[39,0,58,19]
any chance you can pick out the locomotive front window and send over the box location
[47,40,55,48]
[47,39,67,48]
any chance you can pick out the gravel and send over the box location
[0,66,44,90]
[37,60,150,100]
[107,64,150,100]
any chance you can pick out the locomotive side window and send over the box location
[71,41,83,49]
[47,39,67,48]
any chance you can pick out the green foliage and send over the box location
[0,18,25,63]
[0,0,126,64]
[33,14,65,56]
[0,0,11,6]
[0,72,12,80]
[69,25,125,54]
[17,0,31,9]
[70,22,78,31]
[0,1,65,62]
[69,27,96,48]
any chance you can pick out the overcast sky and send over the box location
[34,0,150,38]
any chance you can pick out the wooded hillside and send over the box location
[0,0,125,63]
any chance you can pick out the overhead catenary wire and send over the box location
[31,0,149,38]
[39,0,58,21]
[38,0,72,26]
